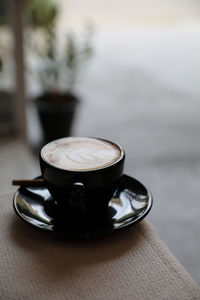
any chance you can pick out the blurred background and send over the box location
[0,0,200,285]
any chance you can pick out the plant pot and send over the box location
[35,92,79,145]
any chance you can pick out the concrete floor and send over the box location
[1,11,200,286]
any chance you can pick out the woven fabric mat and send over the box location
[0,192,200,300]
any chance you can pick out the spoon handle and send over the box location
[12,178,45,187]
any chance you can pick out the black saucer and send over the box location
[13,174,153,239]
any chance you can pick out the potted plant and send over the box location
[25,0,94,145]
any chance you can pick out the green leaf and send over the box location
[25,0,58,30]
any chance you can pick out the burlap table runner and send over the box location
[0,192,200,300]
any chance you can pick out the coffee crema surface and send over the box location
[41,137,122,171]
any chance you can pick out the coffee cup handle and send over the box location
[69,182,85,213]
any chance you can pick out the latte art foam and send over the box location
[41,137,122,171]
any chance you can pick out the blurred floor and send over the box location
[74,25,200,285]
[1,0,200,287]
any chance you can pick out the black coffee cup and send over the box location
[40,137,125,221]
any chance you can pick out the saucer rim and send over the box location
[13,174,153,239]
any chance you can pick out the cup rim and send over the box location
[40,136,125,173]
